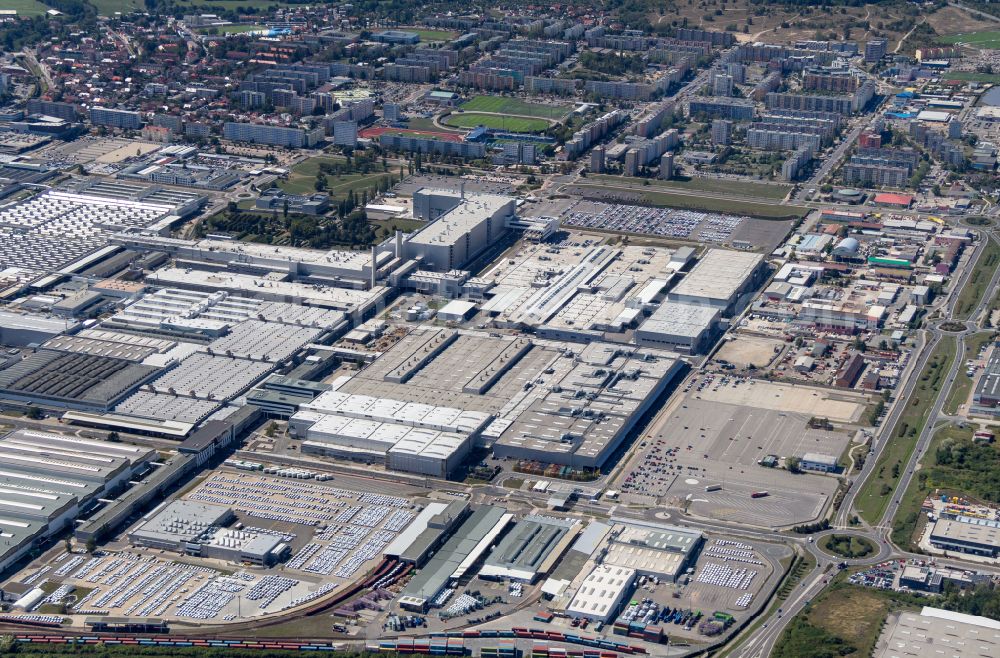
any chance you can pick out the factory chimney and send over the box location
[395,229,403,258]
[370,246,377,289]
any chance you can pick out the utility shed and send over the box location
[438,300,477,323]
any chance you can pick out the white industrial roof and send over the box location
[668,249,762,303]
[384,501,450,558]
[438,299,477,320]
[566,565,635,619]
[639,301,719,339]
[916,110,951,122]
[147,268,378,313]
[302,391,490,434]
[919,606,1000,630]
[801,452,838,465]
[873,606,1000,658]
[0,311,77,334]
[408,194,512,246]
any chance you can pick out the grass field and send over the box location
[0,0,50,16]
[283,156,343,182]
[590,174,791,201]
[278,156,395,197]
[774,578,919,658]
[938,29,1000,49]
[889,424,980,550]
[819,534,875,559]
[401,27,459,41]
[174,0,297,9]
[943,331,996,415]
[444,112,551,133]
[941,71,1000,84]
[570,184,808,220]
[955,236,1000,321]
[460,95,569,120]
[196,24,265,34]
[280,170,392,197]
[371,217,424,241]
[88,0,142,14]
[855,337,957,524]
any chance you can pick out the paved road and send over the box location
[836,226,989,528]
[793,90,891,202]
[725,216,1000,656]
[878,228,1000,533]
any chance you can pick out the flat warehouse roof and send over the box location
[668,249,763,303]
[2,429,154,464]
[566,564,635,620]
[147,268,378,312]
[384,501,452,558]
[874,607,1000,658]
[408,194,513,246]
[0,445,125,482]
[604,542,684,577]
[0,350,158,407]
[639,301,720,339]
[147,353,272,400]
[130,499,234,545]
[0,310,77,334]
[616,524,703,555]
[494,347,682,465]
[112,391,220,424]
[931,518,1000,548]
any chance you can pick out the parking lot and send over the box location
[43,551,332,622]
[187,471,416,582]
[395,173,519,196]
[561,200,747,243]
[609,537,785,642]
[692,377,866,424]
[34,136,159,167]
[2,470,436,624]
[615,377,853,527]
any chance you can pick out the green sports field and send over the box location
[941,71,1000,84]
[173,0,300,10]
[0,0,50,16]
[459,96,569,120]
[938,30,1000,49]
[196,24,265,34]
[402,28,459,41]
[89,0,142,14]
[444,112,551,133]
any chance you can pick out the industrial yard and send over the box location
[0,1,998,656]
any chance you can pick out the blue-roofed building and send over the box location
[466,126,488,142]
[374,30,420,44]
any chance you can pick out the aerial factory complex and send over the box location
[0,0,998,656]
